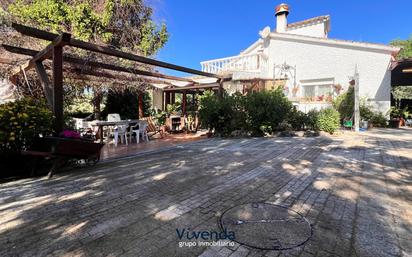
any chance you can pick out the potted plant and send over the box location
[153,109,167,132]
[388,107,402,128]
[291,86,299,96]
[401,107,410,126]
[325,94,333,102]
[333,84,343,94]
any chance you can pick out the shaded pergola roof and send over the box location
[2,23,225,133]
[392,58,412,86]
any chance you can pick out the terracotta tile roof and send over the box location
[287,15,330,28]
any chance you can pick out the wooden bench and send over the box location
[22,137,104,179]
[142,116,165,138]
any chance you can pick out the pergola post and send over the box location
[138,92,144,118]
[53,45,64,134]
[171,92,175,104]
[161,90,165,111]
[354,67,360,132]
[165,91,171,110]
[182,91,187,115]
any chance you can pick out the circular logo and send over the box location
[219,202,312,250]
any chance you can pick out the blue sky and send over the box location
[150,0,412,76]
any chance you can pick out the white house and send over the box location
[200,3,400,114]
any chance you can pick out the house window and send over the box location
[302,84,333,101]
[303,86,315,98]
[318,85,332,96]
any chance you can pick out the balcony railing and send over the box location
[201,53,267,74]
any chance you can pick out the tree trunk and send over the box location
[92,89,103,120]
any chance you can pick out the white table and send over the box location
[92,120,139,143]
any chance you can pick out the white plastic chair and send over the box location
[139,121,149,142]
[107,113,121,139]
[129,122,140,144]
[107,113,121,122]
[114,125,129,147]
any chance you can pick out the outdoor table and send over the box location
[92,119,139,143]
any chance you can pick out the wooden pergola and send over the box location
[392,58,412,86]
[3,23,224,133]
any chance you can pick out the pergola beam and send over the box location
[8,33,71,81]
[53,45,64,133]
[12,23,220,78]
[34,62,53,107]
[68,67,174,87]
[163,83,219,91]
[2,44,195,83]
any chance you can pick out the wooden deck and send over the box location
[100,131,208,160]
[0,128,411,257]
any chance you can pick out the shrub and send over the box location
[333,86,353,119]
[245,89,292,136]
[152,109,167,126]
[0,98,54,154]
[306,109,320,131]
[287,108,308,131]
[166,103,181,115]
[198,91,236,136]
[103,89,151,119]
[370,112,388,127]
[360,103,374,121]
[230,92,247,130]
[317,108,341,134]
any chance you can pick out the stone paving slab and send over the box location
[0,128,411,257]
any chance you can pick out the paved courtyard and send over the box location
[0,129,411,257]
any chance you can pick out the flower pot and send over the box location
[389,119,401,128]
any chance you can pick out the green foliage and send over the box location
[391,35,412,60]
[287,108,308,131]
[370,112,388,127]
[306,109,320,131]
[199,89,292,137]
[388,106,410,119]
[333,86,354,119]
[66,2,104,41]
[392,86,412,101]
[139,20,168,56]
[198,91,237,136]
[360,103,374,121]
[103,89,151,119]
[199,89,343,136]
[317,108,340,134]
[152,109,167,126]
[7,0,169,56]
[230,92,248,132]
[166,103,181,115]
[0,98,53,154]
[65,96,95,118]
[245,89,292,136]
[8,0,68,32]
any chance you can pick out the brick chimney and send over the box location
[275,3,289,33]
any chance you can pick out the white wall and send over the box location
[152,89,163,110]
[287,23,326,38]
[266,37,393,114]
